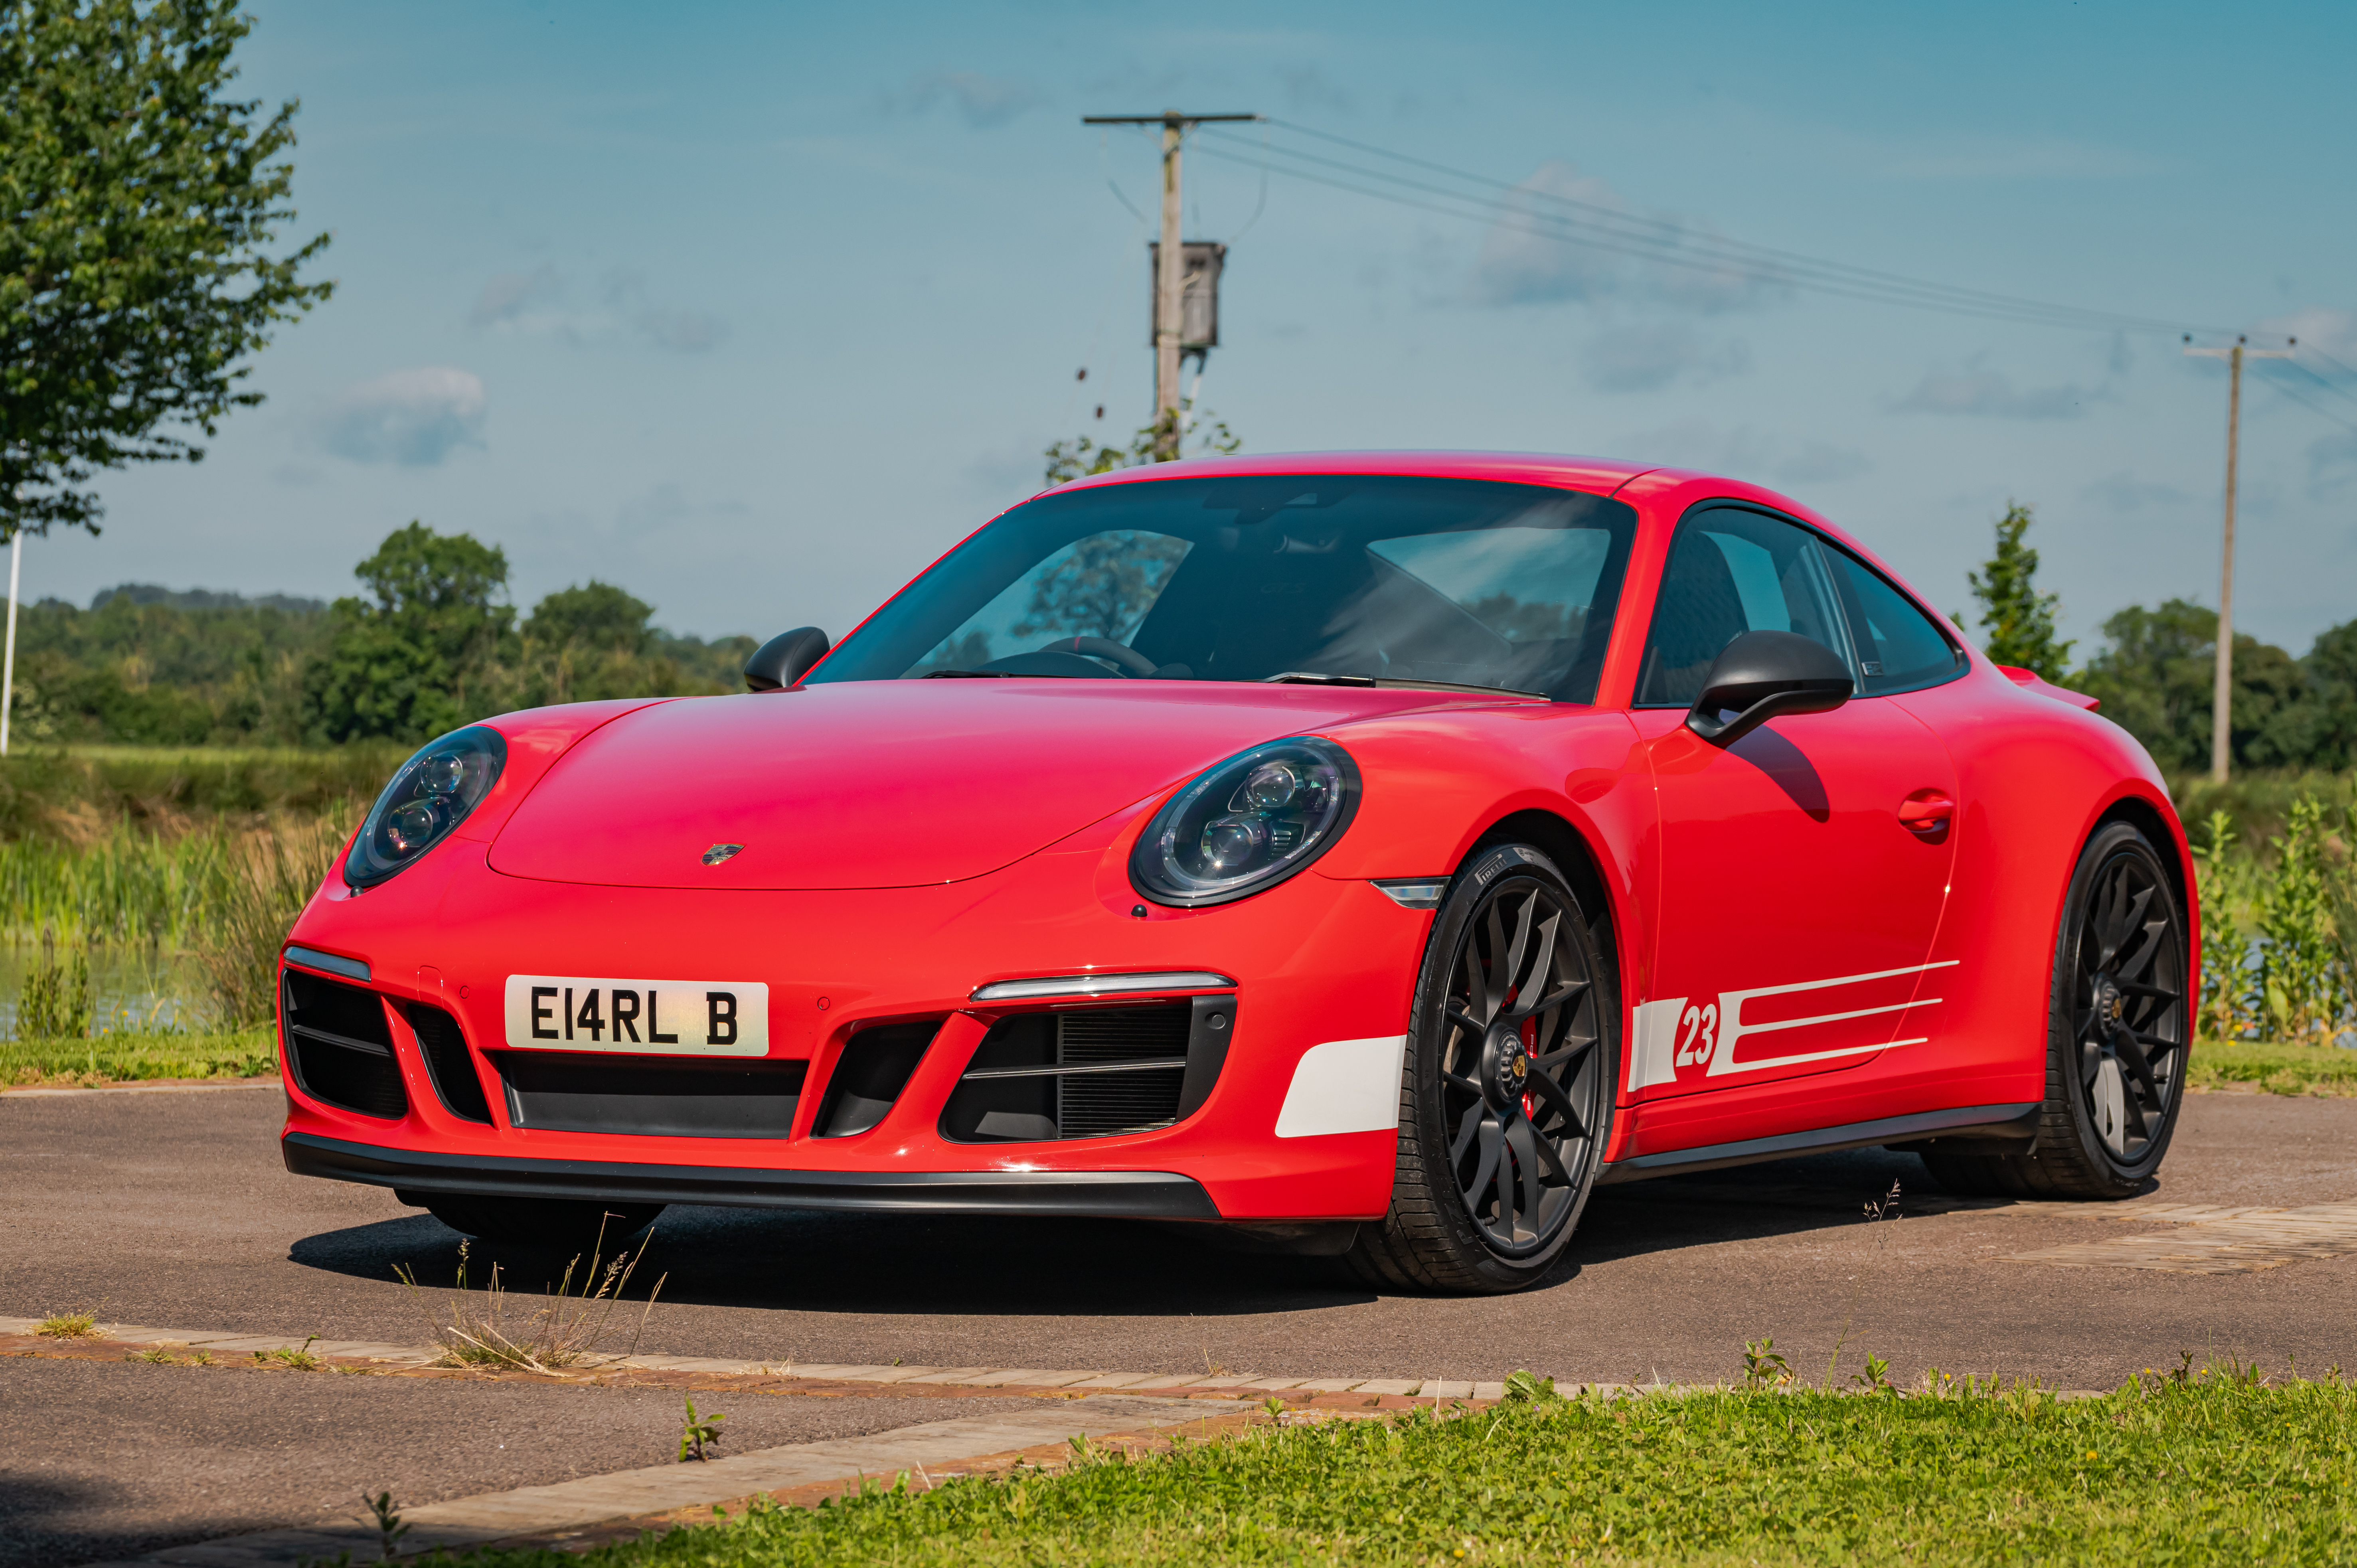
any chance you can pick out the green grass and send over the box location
[0,1027,275,1086]
[458,1377,2357,1566]
[2189,1039,2357,1097]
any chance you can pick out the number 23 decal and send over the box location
[1675,1002,1719,1067]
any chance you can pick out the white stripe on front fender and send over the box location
[1274,1035,1410,1138]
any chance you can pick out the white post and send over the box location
[0,530,19,757]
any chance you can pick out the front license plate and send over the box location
[504,975,769,1057]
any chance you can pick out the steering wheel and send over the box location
[1033,636,1159,677]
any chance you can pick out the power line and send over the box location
[2255,369,2357,438]
[1197,120,2229,339]
[2278,352,2357,413]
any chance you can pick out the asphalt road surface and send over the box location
[6,1083,2357,1563]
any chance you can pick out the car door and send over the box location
[1625,505,1963,1105]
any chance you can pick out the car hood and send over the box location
[486,679,1513,890]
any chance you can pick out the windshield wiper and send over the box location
[1263,671,1549,701]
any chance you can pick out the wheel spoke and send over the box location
[1464,1119,1503,1210]
[2110,1033,2163,1116]
[1480,901,1511,1016]
[1442,1070,1482,1096]
[1446,1005,1488,1043]
[1504,912,1559,1021]
[1448,1100,1485,1167]
[1493,1125,1517,1235]
[2117,980,2180,1003]
[1505,1118,1547,1226]
[1532,1034,1595,1074]
[2116,917,2168,983]
[1499,896,1535,1010]
[1527,1066,1585,1139]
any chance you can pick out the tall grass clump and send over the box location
[2199,784,2357,1044]
[0,824,235,946]
[194,817,349,1028]
[14,931,93,1039]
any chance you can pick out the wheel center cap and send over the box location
[1482,1023,1530,1114]
[2091,974,2127,1036]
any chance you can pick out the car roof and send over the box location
[1047,449,1663,498]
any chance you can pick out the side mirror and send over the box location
[1685,629,1853,746]
[744,627,830,691]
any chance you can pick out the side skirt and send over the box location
[1593,1102,2042,1185]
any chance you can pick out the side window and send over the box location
[1635,510,1848,706]
[1819,547,1964,695]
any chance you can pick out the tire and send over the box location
[411,1193,665,1248]
[1347,843,1616,1294]
[1921,820,2189,1201]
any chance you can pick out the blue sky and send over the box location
[30,0,2357,663]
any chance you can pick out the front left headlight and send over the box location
[1130,737,1361,907]
[344,725,508,889]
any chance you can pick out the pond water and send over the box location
[0,944,213,1038]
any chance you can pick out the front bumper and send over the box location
[276,818,1432,1223]
[284,1131,1219,1217]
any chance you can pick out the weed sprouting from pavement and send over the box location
[1850,1352,1899,1395]
[395,1220,665,1373]
[1824,1180,1904,1390]
[34,1308,101,1339]
[254,1334,326,1371]
[1743,1338,1795,1390]
[362,1489,410,1561]
[679,1396,727,1463]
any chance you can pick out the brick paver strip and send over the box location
[2006,1201,2357,1274]
[80,1397,1222,1566]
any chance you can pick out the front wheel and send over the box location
[1921,820,2189,1200]
[1347,843,1616,1294]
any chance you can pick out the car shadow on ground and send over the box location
[289,1147,1956,1319]
[292,1207,1382,1319]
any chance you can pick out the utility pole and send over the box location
[0,529,17,758]
[2183,334,2293,783]
[1082,110,1257,459]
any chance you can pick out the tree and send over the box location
[2,0,332,538]
[1964,502,2072,681]
[1043,401,1241,488]
[2075,598,2305,774]
[304,523,513,743]
[518,580,695,707]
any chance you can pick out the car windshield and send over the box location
[806,474,1641,702]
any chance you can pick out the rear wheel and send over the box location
[1347,843,1615,1294]
[409,1193,665,1248]
[1922,821,2188,1200]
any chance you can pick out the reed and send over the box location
[193,817,350,1029]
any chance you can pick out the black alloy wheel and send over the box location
[412,1194,666,1249]
[1921,820,2189,1200]
[1349,843,1615,1293]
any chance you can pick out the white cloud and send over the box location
[1890,369,2092,420]
[316,367,487,466]
[1472,162,1784,315]
[466,266,725,353]
[1580,324,1750,393]
[1616,419,1871,488]
[894,71,1041,128]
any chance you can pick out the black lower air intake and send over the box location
[281,968,407,1120]
[408,1003,492,1124]
[941,997,1233,1143]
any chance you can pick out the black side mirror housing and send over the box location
[1685,629,1853,746]
[744,627,830,691]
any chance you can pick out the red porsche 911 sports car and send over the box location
[277,451,2196,1294]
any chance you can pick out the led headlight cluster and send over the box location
[1130,737,1361,907]
[344,725,508,889]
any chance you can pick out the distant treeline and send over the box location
[2075,601,2357,776]
[9,522,757,747]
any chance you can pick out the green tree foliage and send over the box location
[2076,599,2316,773]
[1013,533,1189,642]
[1043,401,1241,488]
[1,0,331,539]
[303,522,515,744]
[9,585,326,745]
[516,580,752,707]
[1964,502,2073,681]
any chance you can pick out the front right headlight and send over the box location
[1129,737,1362,907]
[344,725,508,889]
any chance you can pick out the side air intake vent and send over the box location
[942,997,1233,1143]
[408,1004,492,1124]
[813,1021,941,1137]
[281,967,407,1120]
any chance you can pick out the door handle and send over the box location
[1897,792,1954,834]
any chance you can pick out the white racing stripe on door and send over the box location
[1628,999,1687,1092]
[1705,960,1958,1076]
[1274,1035,1409,1138]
